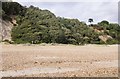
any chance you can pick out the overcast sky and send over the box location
[14,0,119,24]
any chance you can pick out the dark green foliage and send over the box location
[106,39,118,45]
[88,18,93,23]
[2,39,14,44]
[99,20,109,25]
[2,2,120,45]
[2,2,26,15]
[2,2,26,21]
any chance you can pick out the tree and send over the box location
[98,20,109,31]
[100,20,109,25]
[88,18,93,25]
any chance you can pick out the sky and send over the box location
[13,0,119,24]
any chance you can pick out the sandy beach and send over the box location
[0,44,118,77]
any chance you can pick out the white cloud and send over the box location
[15,0,119,2]
[16,1,118,24]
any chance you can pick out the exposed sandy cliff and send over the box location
[0,19,13,41]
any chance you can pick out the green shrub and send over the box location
[68,38,78,45]
[2,39,13,44]
[106,39,118,44]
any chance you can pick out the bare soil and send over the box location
[1,44,118,77]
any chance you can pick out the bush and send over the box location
[68,38,78,45]
[2,39,13,44]
[13,39,28,44]
[106,39,118,44]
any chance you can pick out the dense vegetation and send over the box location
[2,2,120,45]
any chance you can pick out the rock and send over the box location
[0,19,13,41]
[34,61,38,64]
[99,35,113,43]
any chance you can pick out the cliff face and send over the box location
[0,19,2,41]
[0,19,13,41]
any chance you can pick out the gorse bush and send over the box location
[2,2,120,45]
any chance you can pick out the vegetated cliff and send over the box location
[1,2,25,42]
[1,2,120,44]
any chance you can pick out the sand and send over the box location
[0,44,118,77]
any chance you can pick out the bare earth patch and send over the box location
[1,44,118,77]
